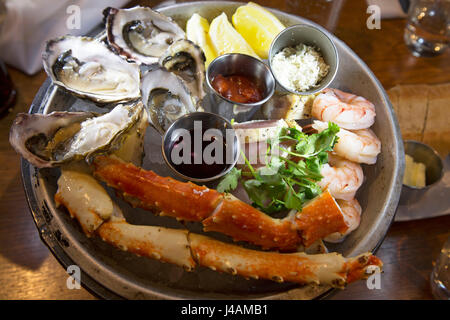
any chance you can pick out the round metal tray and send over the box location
[22,1,404,299]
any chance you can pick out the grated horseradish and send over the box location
[271,44,329,92]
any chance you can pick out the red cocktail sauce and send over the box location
[211,74,263,104]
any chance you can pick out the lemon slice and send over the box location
[209,12,259,59]
[232,2,285,59]
[186,13,217,67]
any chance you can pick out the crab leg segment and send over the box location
[55,169,113,236]
[97,221,196,271]
[95,220,381,288]
[295,191,350,247]
[188,234,381,288]
[54,170,383,288]
[93,155,223,221]
[93,156,349,250]
[203,194,301,251]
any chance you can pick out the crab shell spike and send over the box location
[43,36,140,104]
[346,253,383,283]
[189,233,364,288]
[105,6,185,65]
[93,155,223,221]
[97,222,382,286]
[96,221,196,270]
[92,156,350,251]
[202,194,301,251]
[54,167,383,287]
[295,190,349,247]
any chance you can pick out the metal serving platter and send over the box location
[22,1,404,299]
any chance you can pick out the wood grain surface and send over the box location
[389,83,450,156]
[0,0,449,300]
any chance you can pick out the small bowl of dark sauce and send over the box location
[162,112,240,183]
[206,53,275,122]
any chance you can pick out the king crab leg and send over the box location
[92,155,350,251]
[54,168,382,288]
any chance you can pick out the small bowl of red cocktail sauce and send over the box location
[162,112,240,183]
[206,53,275,122]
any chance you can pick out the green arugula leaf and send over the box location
[305,157,322,178]
[279,122,340,159]
[243,173,287,213]
[283,186,304,211]
[217,167,241,193]
[312,122,340,153]
[221,122,340,215]
[317,150,329,164]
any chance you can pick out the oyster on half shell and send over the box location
[141,65,196,134]
[105,6,185,65]
[43,36,140,104]
[10,102,143,168]
[159,39,206,103]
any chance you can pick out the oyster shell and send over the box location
[141,65,196,134]
[105,6,185,65]
[10,102,143,168]
[159,39,206,103]
[43,36,140,104]
[112,106,149,166]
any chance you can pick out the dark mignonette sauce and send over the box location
[169,127,228,179]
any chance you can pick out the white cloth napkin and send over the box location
[0,0,128,75]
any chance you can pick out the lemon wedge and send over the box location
[209,12,260,59]
[186,13,217,67]
[232,2,285,59]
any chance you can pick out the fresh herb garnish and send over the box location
[217,167,241,193]
[216,122,339,214]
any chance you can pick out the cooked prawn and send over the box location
[325,199,362,243]
[312,88,376,130]
[313,120,381,164]
[318,154,364,201]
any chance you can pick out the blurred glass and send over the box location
[404,0,450,57]
[430,236,450,300]
[0,60,16,116]
[0,1,15,117]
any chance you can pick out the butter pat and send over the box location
[403,154,426,188]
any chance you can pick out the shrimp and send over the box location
[313,120,381,164]
[325,199,362,243]
[312,88,376,130]
[318,154,364,201]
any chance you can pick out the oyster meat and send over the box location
[10,102,143,168]
[105,6,185,65]
[159,39,206,103]
[112,106,149,166]
[43,36,140,104]
[141,65,196,134]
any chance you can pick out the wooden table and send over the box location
[0,0,449,300]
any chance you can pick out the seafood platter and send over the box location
[11,2,404,299]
